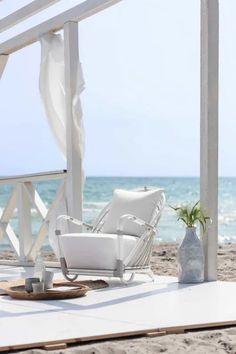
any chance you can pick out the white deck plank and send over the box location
[0,269,236,350]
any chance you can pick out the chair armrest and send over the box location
[117,214,155,236]
[116,214,156,263]
[56,215,93,235]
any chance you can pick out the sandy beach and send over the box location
[7,242,236,354]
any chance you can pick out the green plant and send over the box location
[170,201,211,232]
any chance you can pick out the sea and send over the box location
[0,176,236,251]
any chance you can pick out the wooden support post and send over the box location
[64,22,83,228]
[0,55,8,79]
[17,183,32,262]
[200,0,219,281]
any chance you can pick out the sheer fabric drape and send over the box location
[39,33,85,158]
[39,33,85,257]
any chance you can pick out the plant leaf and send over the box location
[171,200,210,232]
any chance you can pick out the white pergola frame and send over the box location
[0,0,219,281]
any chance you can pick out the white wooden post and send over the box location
[64,21,83,228]
[0,55,8,79]
[200,0,219,281]
[17,183,33,262]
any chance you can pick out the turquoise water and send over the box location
[0,177,236,250]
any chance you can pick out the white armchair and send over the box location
[56,187,165,282]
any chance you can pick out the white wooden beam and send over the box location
[200,0,219,281]
[0,223,20,257]
[0,0,122,55]
[64,21,82,230]
[0,170,66,184]
[0,54,8,79]
[4,225,20,257]
[24,182,48,219]
[0,188,20,257]
[17,183,32,262]
[27,181,65,260]
[0,188,17,239]
[0,0,60,34]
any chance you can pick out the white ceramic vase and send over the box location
[177,227,204,283]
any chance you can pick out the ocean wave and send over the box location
[218,234,236,243]
[218,213,236,225]
[83,209,101,214]
[83,202,107,209]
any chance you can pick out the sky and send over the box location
[0,0,236,177]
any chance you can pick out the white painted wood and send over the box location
[0,0,60,33]
[0,54,8,79]
[0,170,66,184]
[17,183,32,262]
[0,188,17,239]
[0,273,236,351]
[0,173,66,264]
[200,0,219,281]
[0,174,65,263]
[0,0,122,55]
[24,182,48,219]
[28,223,48,262]
[4,225,20,257]
[27,181,65,260]
[0,222,20,257]
[64,21,82,228]
[0,188,20,257]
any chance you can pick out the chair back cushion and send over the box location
[101,188,163,237]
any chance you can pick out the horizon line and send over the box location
[85,175,236,178]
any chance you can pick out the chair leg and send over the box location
[64,273,79,282]
[60,257,79,282]
[120,273,135,285]
[147,269,155,282]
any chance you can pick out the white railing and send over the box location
[0,170,66,266]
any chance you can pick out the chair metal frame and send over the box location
[56,188,165,282]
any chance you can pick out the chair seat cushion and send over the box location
[60,233,137,270]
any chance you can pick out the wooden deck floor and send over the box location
[0,265,236,351]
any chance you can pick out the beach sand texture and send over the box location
[9,243,236,354]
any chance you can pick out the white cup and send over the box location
[25,278,40,293]
[42,270,54,290]
[32,281,44,294]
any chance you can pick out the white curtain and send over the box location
[39,32,85,159]
[39,33,85,257]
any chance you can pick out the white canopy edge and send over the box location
[0,0,122,55]
[0,0,61,34]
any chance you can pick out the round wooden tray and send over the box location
[5,284,89,300]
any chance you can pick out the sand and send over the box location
[7,243,236,353]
